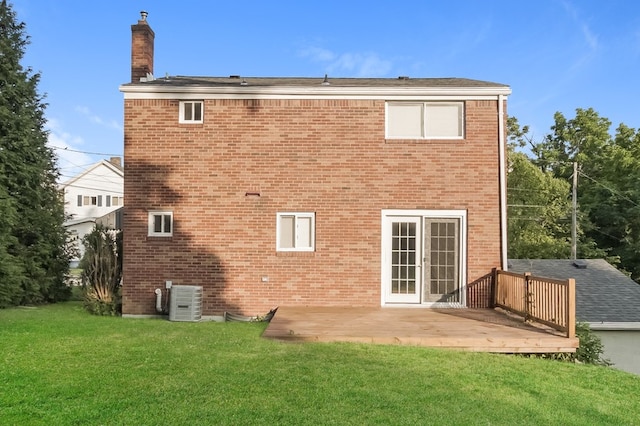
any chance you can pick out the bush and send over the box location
[574,322,611,366]
[79,224,122,315]
[517,322,611,366]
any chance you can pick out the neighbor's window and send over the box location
[276,212,315,251]
[179,101,203,123]
[106,196,123,207]
[148,211,173,237]
[386,102,464,139]
[81,195,102,206]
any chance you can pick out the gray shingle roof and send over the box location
[508,259,640,324]
[123,75,509,89]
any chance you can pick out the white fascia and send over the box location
[120,84,512,101]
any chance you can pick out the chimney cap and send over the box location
[140,10,148,21]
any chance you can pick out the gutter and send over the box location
[498,94,508,270]
[119,83,512,99]
[588,322,640,331]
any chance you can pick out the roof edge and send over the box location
[588,322,640,331]
[59,160,124,188]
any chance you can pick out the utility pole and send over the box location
[571,161,578,260]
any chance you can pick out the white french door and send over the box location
[381,210,466,306]
[384,217,422,303]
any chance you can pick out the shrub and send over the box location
[517,322,611,366]
[79,224,122,315]
[574,322,611,366]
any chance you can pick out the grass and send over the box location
[1,303,640,425]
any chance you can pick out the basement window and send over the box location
[179,101,203,123]
[276,212,315,252]
[148,211,173,237]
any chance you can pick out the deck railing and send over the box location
[493,269,576,338]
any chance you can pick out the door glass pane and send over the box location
[425,219,460,302]
[391,221,418,295]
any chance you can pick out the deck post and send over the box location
[490,268,497,308]
[524,272,531,321]
[567,278,576,338]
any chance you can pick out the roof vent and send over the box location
[321,74,330,85]
[229,75,240,79]
[572,260,587,269]
[398,76,410,80]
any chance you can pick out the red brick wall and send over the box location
[122,98,504,316]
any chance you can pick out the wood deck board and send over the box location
[263,307,579,353]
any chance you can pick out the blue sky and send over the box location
[10,0,640,179]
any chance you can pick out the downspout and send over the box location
[498,94,508,271]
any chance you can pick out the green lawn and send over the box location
[1,303,639,425]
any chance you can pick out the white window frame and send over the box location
[386,101,464,140]
[179,101,203,124]
[276,212,315,252]
[148,211,173,237]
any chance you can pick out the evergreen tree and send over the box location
[0,0,71,307]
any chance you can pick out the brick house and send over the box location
[120,13,511,319]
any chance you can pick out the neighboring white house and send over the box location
[59,157,124,266]
[509,259,640,376]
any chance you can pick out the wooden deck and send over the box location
[263,306,579,353]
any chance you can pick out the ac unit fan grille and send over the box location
[169,285,203,322]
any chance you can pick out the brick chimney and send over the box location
[131,11,154,83]
[109,157,122,169]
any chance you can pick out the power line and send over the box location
[578,170,640,207]
[50,145,122,157]
[60,183,124,194]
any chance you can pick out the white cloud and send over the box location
[299,46,393,77]
[75,105,123,132]
[45,119,94,182]
[562,0,599,52]
[298,46,336,63]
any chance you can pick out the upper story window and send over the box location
[179,101,203,123]
[386,102,464,139]
[276,212,315,252]
[148,211,173,237]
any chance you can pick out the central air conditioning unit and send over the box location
[169,285,203,322]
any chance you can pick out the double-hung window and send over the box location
[148,211,173,237]
[179,101,203,123]
[386,102,464,139]
[276,212,315,252]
